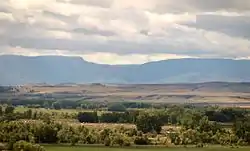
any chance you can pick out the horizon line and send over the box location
[0,54,250,65]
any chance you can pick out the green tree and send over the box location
[57,125,79,145]
[108,103,126,112]
[233,117,250,144]
[0,106,3,116]
[5,105,15,114]
[33,111,38,119]
[180,111,203,129]
[77,111,98,123]
[135,112,163,133]
[24,109,32,119]
[52,102,61,110]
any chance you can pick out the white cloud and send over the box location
[0,0,250,64]
[46,30,72,39]
[82,52,195,64]
[112,0,155,10]
[0,12,14,21]
[0,46,195,64]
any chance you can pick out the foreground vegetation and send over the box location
[1,100,250,151]
[45,145,250,151]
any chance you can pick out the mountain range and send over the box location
[1,55,250,85]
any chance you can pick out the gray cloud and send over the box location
[0,0,250,62]
[183,15,250,39]
[154,0,250,14]
[0,20,31,38]
[42,10,78,23]
[190,0,250,12]
[0,7,10,13]
[7,37,208,55]
[139,30,150,36]
[69,0,113,8]
[72,28,116,36]
[60,0,250,13]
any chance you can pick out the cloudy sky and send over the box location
[0,0,250,64]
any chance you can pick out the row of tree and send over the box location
[1,105,250,149]
[0,99,154,110]
[0,115,250,147]
[77,106,247,125]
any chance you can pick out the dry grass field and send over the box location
[6,82,250,105]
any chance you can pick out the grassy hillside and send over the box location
[2,82,250,105]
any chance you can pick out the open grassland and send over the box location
[6,82,250,105]
[45,145,250,151]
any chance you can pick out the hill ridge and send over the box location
[1,55,250,85]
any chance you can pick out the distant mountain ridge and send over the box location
[1,55,250,85]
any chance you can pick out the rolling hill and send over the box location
[0,55,250,85]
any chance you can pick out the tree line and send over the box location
[0,110,250,148]
[0,99,160,110]
[77,105,247,125]
[1,104,250,150]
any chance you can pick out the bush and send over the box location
[158,137,172,146]
[86,134,98,144]
[113,135,131,147]
[0,143,6,151]
[13,141,45,151]
[134,136,150,145]
[104,137,112,146]
[196,143,204,148]
[122,138,132,146]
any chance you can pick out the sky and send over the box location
[0,0,250,64]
